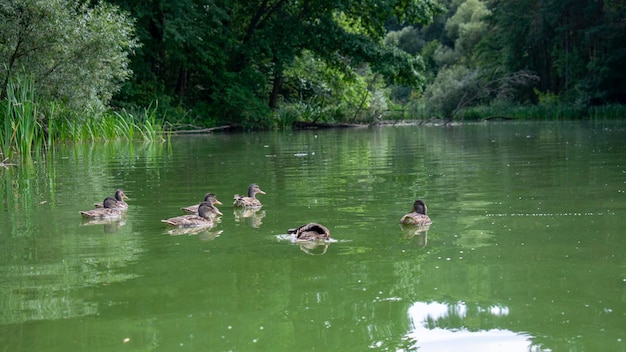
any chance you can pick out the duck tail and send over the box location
[161,219,175,226]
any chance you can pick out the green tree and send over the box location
[110,0,444,128]
[445,0,490,60]
[419,0,510,118]
[0,0,138,116]
[481,0,626,107]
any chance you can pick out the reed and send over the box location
[1,83,168,162]
[588,104,626,120]
[110,102,167,142]
[462,103,626,121]
[0,77,45,159]
[51,103,168,143]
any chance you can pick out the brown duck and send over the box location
[181,193,223,214]
[288,223,331,241]
[81,197,123,219]
[95,189,129,209]
[400,200,432,226]
[161,202,222,227]
[233,183,266,208]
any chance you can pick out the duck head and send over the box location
[103,196,119,209]
[198,202,223,218]
[203,193,223,206]
[114,189,129,201]
[248,184,266,197]
[412,200,427,215]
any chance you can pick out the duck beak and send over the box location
[214,198,223,205]
[257,189,266,195]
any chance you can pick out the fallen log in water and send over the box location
[292,121,367,129]
[167,125,233,134]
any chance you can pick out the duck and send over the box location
[161,201,222,227]
[400,200,432,226]
[95,189,129,209]
[288,223,331,241]
[233,183,266,207]
[181,193,223,214]
[81,197,123,219]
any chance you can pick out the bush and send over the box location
[0,0,138,117]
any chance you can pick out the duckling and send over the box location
[400,200,432,226]
[161,202,222,227]
[288,223,331,241]
[181,193,223,214]
[81,197,123,219]
[233,183,266,207]
[95,189,129,209]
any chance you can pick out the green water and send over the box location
[0,122,625,351]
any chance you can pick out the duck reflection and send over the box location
[400,224,430,247]
[233,207,265,228]
[166,226,223,240]
[298,241,330,255]
[81,218,126,234]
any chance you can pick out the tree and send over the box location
[0,0,138,116]
[445,0,490,60]
[109,0,444,128]
[482,0,626,106]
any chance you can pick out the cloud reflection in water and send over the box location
[406,301,543,352]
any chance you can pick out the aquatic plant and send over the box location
[53,108,168,143]
[0,77,45,160]
[1,76,169,161]
[462,103,626,121]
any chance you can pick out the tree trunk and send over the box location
[176,67,188,99]
[269,72,281,109]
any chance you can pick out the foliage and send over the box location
[281,50,382,123]
[446,0,491,59]
[479,0,626,106]
[109,0,445,128]
[0,75,166,161]
[385,27,425,56]
[419,66,539,118]
[419,65,477,118]
[4,0,623,131]
[0,0,138,117]
[0,76,45,160]
[395,0,626,119]
[53,105,167,143]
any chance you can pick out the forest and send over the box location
[1,0,625,145]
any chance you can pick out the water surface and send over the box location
[0,121,625,351]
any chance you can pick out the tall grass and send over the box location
[462,103,626,121]
[587,104,626,120]
[53,106,168,143]
[1,76,169,162]
[0,77,45,160]
[111,102,169,142]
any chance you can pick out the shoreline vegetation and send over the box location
[0,77,169,163]
[2,0,625,163]
[2,75,623,164]
[2,77,625,163]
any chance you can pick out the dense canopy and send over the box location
[106,0,444,127]
[1,0,625,134]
